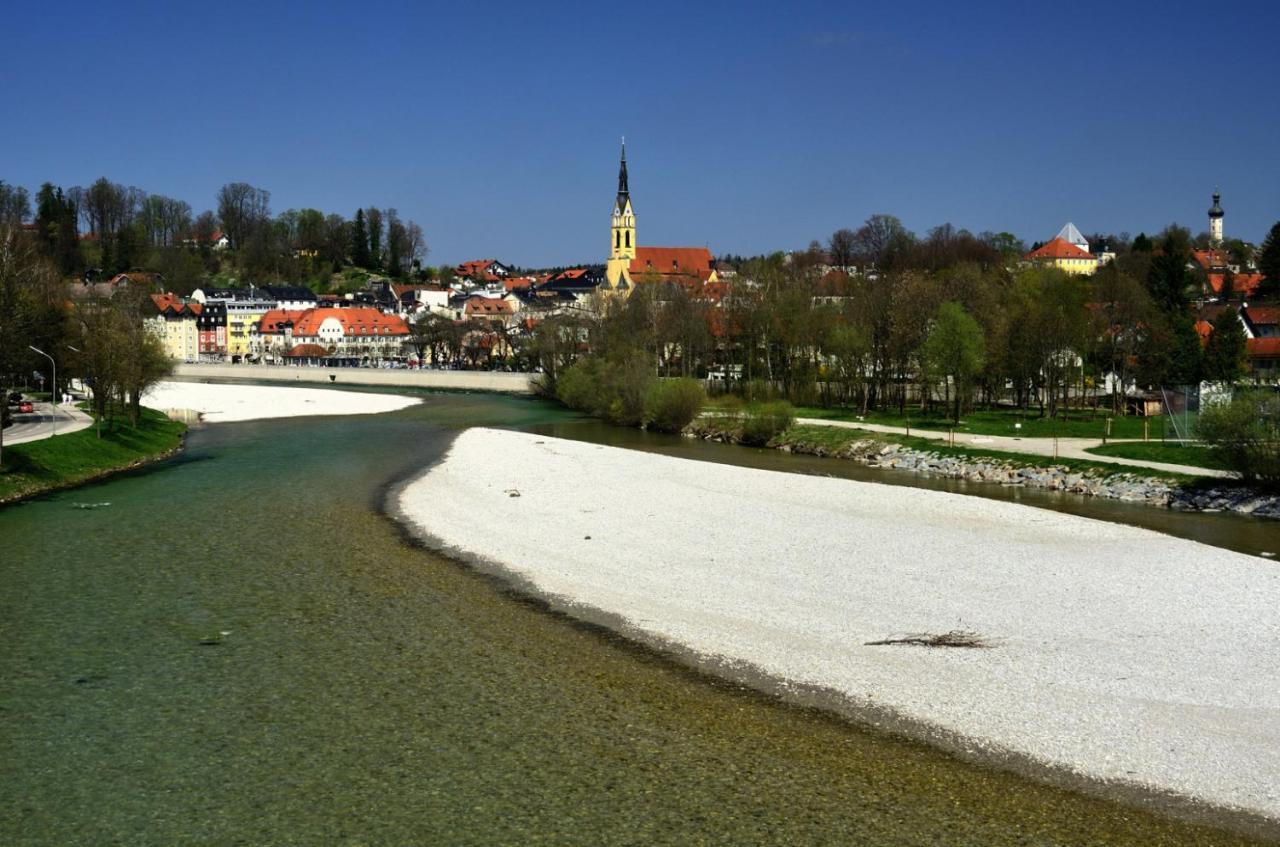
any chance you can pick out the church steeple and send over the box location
[609,138,635,265]
[1209,187,1224,246]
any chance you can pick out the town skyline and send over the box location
[3,1,1277,266]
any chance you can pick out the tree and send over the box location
[1197,392,1280,488]
[350,209,370,268]
[385,209,405,278]
[852,214,907,269]
[1202,308,1247,384]
[828,228,857,271]
[921,301,985,422]
[0,181,30,226]
[365,207,384,270]
[1257,222,1280,299]
[216,182,270,250]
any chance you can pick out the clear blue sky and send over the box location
[2,0,1277,267]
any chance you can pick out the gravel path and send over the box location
[399,428,1280,821]
[797,418,1231,477]
[144,380,419,422]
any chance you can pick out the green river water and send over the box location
[2,391,1276,845]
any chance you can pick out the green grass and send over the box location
[1084,441,1230,471]
[781,405,1172,440]
[779,424,1203,485]
[0,407,186,503]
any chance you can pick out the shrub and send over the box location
[740,401,796,446]
[1196,391,1280,488]
[555,354,653,427]
[644,378,706,433]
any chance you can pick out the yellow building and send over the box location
[145,294,201,361]
[1023,231,1098,276]
[604,142,717,295]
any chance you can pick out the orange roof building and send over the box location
[1023,237,1098,275]
[603,142,718,296]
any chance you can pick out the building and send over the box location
[145,294,202,361]
[1208,189,1224,246]
[262,285,318,311]
[197,301,228,359]
[283,307,409,361]
[455,259,513,284]
[603,142,718,295]
[1023,223,1098,276]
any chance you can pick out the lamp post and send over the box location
[28,345,56,436]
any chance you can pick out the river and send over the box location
[1,391,1275,845]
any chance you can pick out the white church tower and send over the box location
[1208,189,1224,246]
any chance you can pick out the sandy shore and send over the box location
[144,380,419,422]
[398,428,1280,823]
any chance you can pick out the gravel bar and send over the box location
[399,428,1280,821]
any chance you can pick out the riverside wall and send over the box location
[172,363,535,394]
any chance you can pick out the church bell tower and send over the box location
[1208,188,1224,246]
[606,140,636,292]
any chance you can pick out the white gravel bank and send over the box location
[400,428,1280,821]
[144,380,418,422]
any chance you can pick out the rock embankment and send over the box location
[686,422,1280,519]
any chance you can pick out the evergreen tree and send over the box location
[1145,227,1194,312]
[1202,308,1247,384]
[350,208,370,268]
[1257,221,1280,299]
[1131,232,1152,252]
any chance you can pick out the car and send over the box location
[18,401,35,414]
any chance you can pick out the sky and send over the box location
[2,0,1278,267]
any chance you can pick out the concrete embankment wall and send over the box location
[172,363,535,394]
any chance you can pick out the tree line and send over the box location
[0,178,429,294]
[534,214,1280,424]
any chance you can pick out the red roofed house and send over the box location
[1206,271,1264,300]
[1239,306,1280,382]
[253,306,409,362]
[1023,234,1098,276]
[455,259,512,283]
[603,142,718,295]
[144,293,203,361]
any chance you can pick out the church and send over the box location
[604,142,718,295]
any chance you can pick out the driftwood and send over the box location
[865,630,992,649]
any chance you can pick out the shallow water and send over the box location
[1,393,1274,845]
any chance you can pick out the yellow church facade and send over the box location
[604,144,717,295]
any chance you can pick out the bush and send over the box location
[644,378,706,433]
[555,355,653,427]
[740,401,796,446]
[1196,391,1280,488]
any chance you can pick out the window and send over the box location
[625,231,631,248]
[615,231,620,249]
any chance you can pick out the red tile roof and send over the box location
[464,296,514,317]
[1246,338,1280,359]
[1195,319,1213,345]
[149,293,202,316]
[503,276,535,292]
[257,309,310,333]
[1244,306,1280,326]
[1023,238,1094,261]
[1193,249,1230,270]
[1207,273,1263,297]
[630,247,716,282]
[292,307,409,337]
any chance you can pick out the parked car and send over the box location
[18,401,35,413]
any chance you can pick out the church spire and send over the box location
[616,138,629,207]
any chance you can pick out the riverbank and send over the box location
[172,361,534,393]
[688,420,1280,519]
[398,428,1280,832]
[144,380,421,422]
[0,407,186,506]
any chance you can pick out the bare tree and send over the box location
[216,182,270,250]
[828,228,857,271]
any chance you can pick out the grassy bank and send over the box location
[0,408,187,505]
[1084,441,1228,471]
[763,423,1204,485]
[722,401,1172,441]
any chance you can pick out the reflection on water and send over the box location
[0,394,1272,845]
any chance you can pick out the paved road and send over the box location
[3,403,94,445]
[794,418,1231,478]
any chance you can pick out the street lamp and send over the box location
[28,345,56,436]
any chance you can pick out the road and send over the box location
[794,417,1231,478]
[3,403,94,445]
